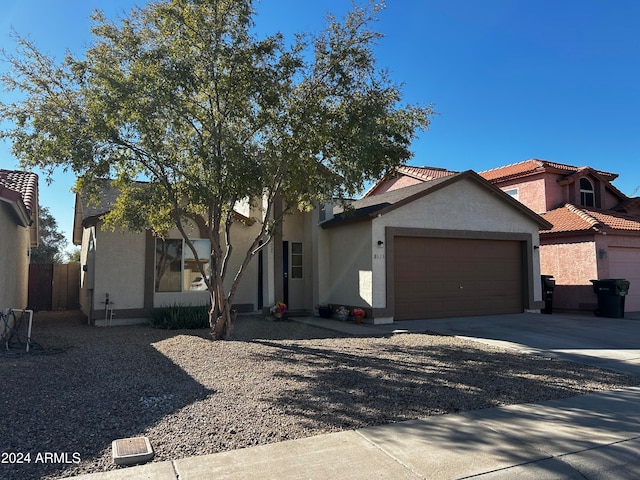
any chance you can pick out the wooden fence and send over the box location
[28,262,80,311]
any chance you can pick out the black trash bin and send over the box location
[541,275,555,314]
[590,279,630,318]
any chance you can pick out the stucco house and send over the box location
[373,160,640,314]
[480,159,640,313]
[73,170,550,324]
[0,169,39,311]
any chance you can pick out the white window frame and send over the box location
[580,178,595,207]
[503,188,519,200]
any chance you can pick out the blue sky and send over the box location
[1,0,639,250]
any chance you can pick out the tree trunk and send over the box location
[209,286,236,340]
[210,308,235,340]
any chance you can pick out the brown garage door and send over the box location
[394,236,524,320]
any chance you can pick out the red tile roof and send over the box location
[541,204,640,234]
[396,165,458,181]
[0,169,39,215]
[480,159,618,183]
[364,165,458,197]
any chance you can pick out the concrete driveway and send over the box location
[397,312,640,376]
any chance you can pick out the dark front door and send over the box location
[282,241,289,306]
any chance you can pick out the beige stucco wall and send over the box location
[92,224,147,312]
[371,178,543,310]
[0,206,30,310]
[322,220,372,308]
[377,179,541,234]
[78,215,265,315]
[154,218,263,310]
[219,219,262,310]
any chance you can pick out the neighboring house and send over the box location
[73,170,550,324]
[480,159,640,313]
[0,169,39,310]
[364,165,458,197]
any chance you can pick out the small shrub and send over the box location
[149,303,209,329]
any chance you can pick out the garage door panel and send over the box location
[608,247,640,312]
[394,237,524,320]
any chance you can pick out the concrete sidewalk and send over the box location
[73,386,640,479]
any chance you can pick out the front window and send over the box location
[155,238,211,292]
[580,178,594,207]
[291,242,303,279]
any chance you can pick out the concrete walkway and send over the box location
[73,387,640,479]
[72,312,640,479]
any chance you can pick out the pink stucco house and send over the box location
[481,159,640,313]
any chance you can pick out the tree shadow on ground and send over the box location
[0,312,213,480]
[249,337,640,432]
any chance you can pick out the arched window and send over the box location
[580,178,594,207]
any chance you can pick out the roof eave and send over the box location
[0,195,32,227]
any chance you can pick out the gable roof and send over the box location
[73,181,255,244]
[322,170,552,229]
[364,165,458,197]
[395,165,459,181]
[0,169,38,228]
[541,204,640,235]
[480,159,618,183]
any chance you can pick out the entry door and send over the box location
[282,241,289,306]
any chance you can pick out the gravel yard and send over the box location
[1,311,639,480]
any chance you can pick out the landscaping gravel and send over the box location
[1,310,639,480]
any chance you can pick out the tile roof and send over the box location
[480,159,618,182]
[396,165,459,181]
[541,204,640,234]
[613,197,640,216]
[363,165,458,197]
[0,169,38,215]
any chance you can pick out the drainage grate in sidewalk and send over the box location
[112,436,154,466]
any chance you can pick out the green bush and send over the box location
[149,303,210,330]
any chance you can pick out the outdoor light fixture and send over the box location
[377,240,384,246]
